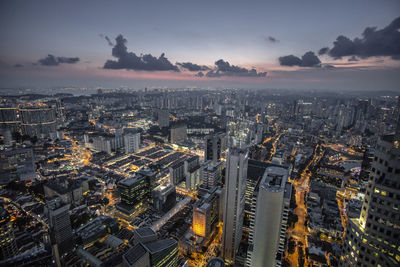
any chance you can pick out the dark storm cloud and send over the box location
[266,36,279,43]
[38,54,80,66]
[177,62,210,71]
[279,52,321,67]
[279,55,302,66]
[348,56,358,62]
[103,34,179,71]
[57,57,80,64]
[324,16,400,59]
[195,72,204,77]
[318,47,329,55]
[204,59,266,77]
[300,51,321,67]
[14,64,23,68]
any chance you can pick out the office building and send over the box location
[116,175,151,222]
[133,227,158,245]
[124,131,140,154]
[193,187,223,237]
[45,197,73,262]
[158,109,169,128]
[0,206,18,261]
[246,166,291,267]
[152,184,176,213]
[75,215,119,246]
[123,238,178,267]
[170,124,187,144]
[205,133,226,162]
[222,147,248,263]
[19,106,57,138]
[340,125,400,265]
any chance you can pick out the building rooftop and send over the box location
[118,174,145,187]
[135,227,156,238]
[260,166,288,192]
[143,238,177,254]
[123,243,147,266]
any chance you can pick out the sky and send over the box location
[0,0,399,91]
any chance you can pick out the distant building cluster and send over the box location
[0,89,399,266]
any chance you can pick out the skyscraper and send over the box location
[340,101,400,266]
[116,174,151,223]
[0,206,18,261]
[158,109,169,128]
[246,166,291,267]
[222,147,248,263]
[204,133,226,162]
[45,197,73,265]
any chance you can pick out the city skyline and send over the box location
[0,0,400,91]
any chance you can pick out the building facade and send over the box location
[222,147,248,263]
[340,133,400,266]
[246,166,291,267]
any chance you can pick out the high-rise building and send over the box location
[45,197,73,265]
[19,106,57,138]
[170,124,187,144]
[340,123,400,265]
[158,109,169,128]
[193,186,223,237]
[0,108,19,133]
[116,174,151,222]
[124,132,140,154]
[204,133,226,162]
[0,206,18,261]
[246,166,291,267]
[152,184,176,213]
[222,147,248,263]
[202,161,223,188]
[244,159,270,233]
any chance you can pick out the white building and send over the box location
[246,166,291,267]
[222,147,248,263]
[124,132,140,154]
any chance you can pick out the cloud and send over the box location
[279,51,321,67]
[177,62,210,71]
[14,64,23,68]
[266,36,279,43]
[38,54,80,66]
[57,57,80,64]
[324,16,400,59]
[318,47,329,55]
[105,36,114,46]
[195,72,204,77]
[103,34,179,71]
[300,51,321,67]
[203,59,266,77]
[348,56,358,62]
[279,55,302,66]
